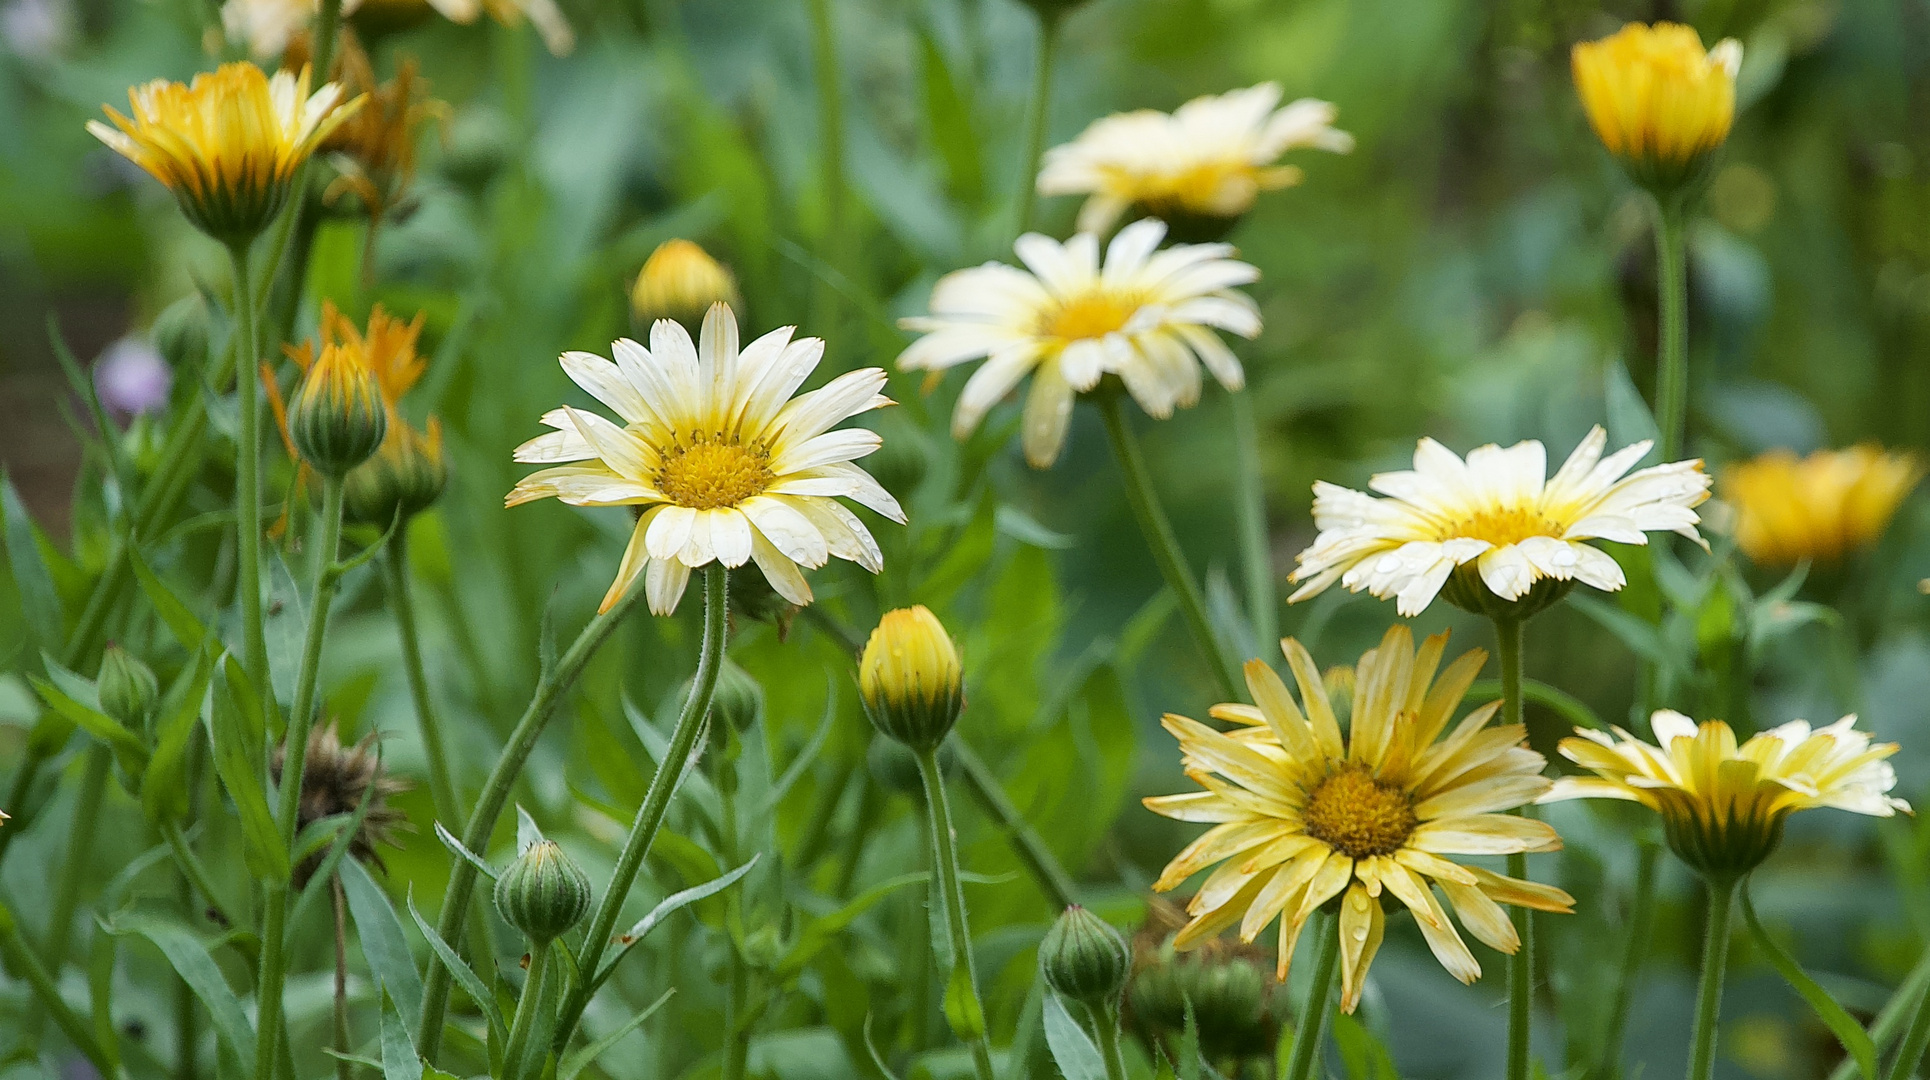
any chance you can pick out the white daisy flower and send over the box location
[1038,83,1354,236]
[1287,426,1712,617]
[896,218,1260,469]
[508,304,904,616]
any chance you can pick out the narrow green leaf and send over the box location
[1042,992,1104,1080]
[143,647,216,825]
[407,887,507,1042]
[592,856,760,992]
[435,821,499,882]
[776,872,926,979]
[1740,887,1877,1080]
[379,989,421,1080]
[130,545,209,652]
[341,857,425,1027]
[860,1012,903,1080]
[515,804,545,855]
[110,911,255,1063]
[916,27,983,207]
[207,667,288,883]
[29,673,147,776]
[944,962,987,1041]
[3,471,65,650]
[557,989,673,1080]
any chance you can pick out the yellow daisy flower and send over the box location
[87,62,362,243]
[509,303,903,616]
[1572,22,1743,193]
[896,219,1259,469]
[1543,711,1908,878]
[1145,625,1574,1013]
[1288,426,1712,618]
[1038,83,1353,237]
[1722,445,1921,567]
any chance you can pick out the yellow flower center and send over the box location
[657,437,772,510]
[1043,291,1139,342]
[1446,506,1564,547]
[1302,766,1416,859]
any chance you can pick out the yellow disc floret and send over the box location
[657,438,773,511]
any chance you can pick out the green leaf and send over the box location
[207,664,289,883]
[130,545,209,652]
[341,857,425,1027]
[1042,992,1104,1080]
[557,989,674,1080]
[380,989,421,1080]
[2,471,65,651]
[143,646,216,825]
[776,872,927,980]
[406,887,507,1043]
[591,856,760,993]
[515,803,545,855]
[1331,1011,1400,1080]
[110,911,255,1063]
[1740,886,1877,1080]
[1571,595,1669,665]
[944,962,987,1042]
[28,672,147,777]
[435,821,499,882]
[916,27,983,207]
[220,654,268,751]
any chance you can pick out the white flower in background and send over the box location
[509,304,903,616]
[221,0,569,58]
[94,337,171,418]
[1288,426,1711,617]
[1039,83,1354,235]
[220,0,311,59]
[897,219,1260,468]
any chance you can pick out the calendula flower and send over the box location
[509,303,902,616]
[323,50,444,222]
[1722,445,1921,567]
[1039,83,1353,237]
[631,239,742,330]
[859,605,964,752]
[1572,22,1743,194]
[1288,426,1712,619]
[1543,711,1908,878]
[897,219,1259,468]
[87,63,361,243]
[1145,626,1573,1013]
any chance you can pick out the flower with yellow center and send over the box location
[1039,83,1353,238]
[1543,710,1908,878]
[510,303,903,616]
[1145,625,1573,1012]
[897,219,1260,468]
[1288,426,1712,618]
[1722,445,1921,567]
[1572,22,1743,194]
[859,605,965,752]
[87,63,362,244]
[631,240,743,330]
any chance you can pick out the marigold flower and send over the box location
[87,63,361,244]
[897,219,1259,468]
[1543,711,1908,879]
[859,605,964,751]
[631,240,742,330]
[1039,83,1353,237]
[1145,626,1573,1013]
[1722,445,1921,567]
[1572,22,1742,194]
[509,303,902,616]
[1288,426,1711,618]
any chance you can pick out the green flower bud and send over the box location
[97,644,159,731]
[859,606,963,752]
[709,659,763,733]
[728,564,799,638]
[344,418,447,525]
[289,339,388,479]
[494,840,591,944]
[1040,906,1130,1007]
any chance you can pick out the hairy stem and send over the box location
[227,242,271,728]
[331,877,351,1080]
[1087,1001,1129,1080]
[1687,875,1738,1080]
[916,746,996,1080]
[502,939,552,1080]
[1284,913,1340,1080]
[1495,616,1534,1080]
[1653,199,1689,462]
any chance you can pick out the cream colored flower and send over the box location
[1288,426,1712,617]
[1039,83,1353,235]
[1146,625,1572,1012]
[508,304,903,615]
[897,219,1259,468]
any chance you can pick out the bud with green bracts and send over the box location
[495,840,592,944]
[97,644,159,732]
[859,606,964,752]
[1041,906,1130,1007]
[290,343,388,479]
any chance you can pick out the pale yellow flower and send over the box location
[1722,445,1921,566]
[1145,626,1573,1013]
[631,240,742,329]
[1572,22,1742,192]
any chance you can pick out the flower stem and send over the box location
[1229,391,1277,652]
[501,939,553,1080]
[310,0,344,82]
[1284,913,1340,1080]
[0,899,121,1078]
[1594,839,1660,1080]
[1687,875,1738,1080]
[1086,1001,1129,1080]
[415,575,653,1059]
[384,531,459,824]
[915,745,997,1080]
[952,738,1077,911]
[331,876,352,1080]
[227,241,272,728]
[551,564,729,1053]
[1653,198,1689,462]
[807,0,847,336]
[1014,13,1059,234]
[1884,969,1930,1080]
[1098,393,1244,702]
[1494,615,1534,1080]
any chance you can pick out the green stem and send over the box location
[227,242,272,732]
[549,564,729,1054]
[807,0,846,336]
[0,899,122,1078]
[256,476,346,1080]
[1229,392,1277,653]
[1830,947,1930,1080]
[23,746,111,1039]
[1494,616,1534,1080]
[415,574,653,1059]
[1653,199,1689,462]
[1086,1001,1129,1080]
[916,746,996,1080]
[1595,840,1660,1080]
[1014,13,1059,234]
[161,822,244,946]
[1883,975,1930,1080]
[1284,913,1340,1080]
[1098,393,1244,702]
[175,872,199,1080]
[331,877,352,1080]
[718,734,750,1080]
[1687,876,1738,1080]
[502,939,552,1080]
[384,532,459,823]
[952,738,1077,911]
[310,0,343,81]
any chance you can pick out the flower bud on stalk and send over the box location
[290,338,388,479]
[630,240,741,331]
[495,840,592,945]
[97,644,159,732]
[345,418,447,525]
[1572,23,1743,199]
[859,606,963,752]
[1040,905,1130,1008]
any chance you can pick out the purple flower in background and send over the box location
[94,337,171,419]
[1,0,72,59]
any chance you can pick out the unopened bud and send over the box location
[290,342,388,479]
[97,644,159,731]
[494,840,591,944]
[630,240,741,331]
[1040,905,1129,1007]
[859,606,963,752]
[345,417,447,525]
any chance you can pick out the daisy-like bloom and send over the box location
[1288,426,1712,619]
[897,218,1259,469]
[87,63,361,244]
[509,303,903,616]
[1039,83,1353,237]
[1572,23,1743,194]
[1144,626,1574,1013]
[1544,710,1909,878]
[1722,445,1922,567]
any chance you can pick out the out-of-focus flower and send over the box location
[223,0,570,56]
[630,239,742,331]
[346,416,446,525]
[1722,446,1921,567]
[1145,626,1572,1013]
[323,50,445,222]
[1126,899,1284,1065]
[1544,711,1908,878]
[87,63,361,244]
[859,606,964,752]
[219,0,309,60]
[285,309,389,479]
[1288,426,1711,619]
[897,219,1259,469]
[1040,83,1353,238]
[272,721,408,886]
[1,0,73,59]
[508,304,903,616]
[1572,22,1742,195]
[94,337,171,418]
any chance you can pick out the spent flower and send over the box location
[1722,445,1921,567]
[1572,22,1743,195]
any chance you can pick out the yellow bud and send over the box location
[1572,22,1742,195]
[290,339,388,479]
[859,606,963,751]
[345,417,448,525]
[630,240,742,330]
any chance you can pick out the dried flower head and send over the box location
[272,721,409,887]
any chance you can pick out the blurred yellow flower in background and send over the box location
[1572,22,1742,194]
[631,239,742,330]
[1543,711,1908,878]
[323,51,445,223]
[1144,626,1572,1013]
[1722,445,1921,566]
[1039,83,1353,237]
[88,62,361,243]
